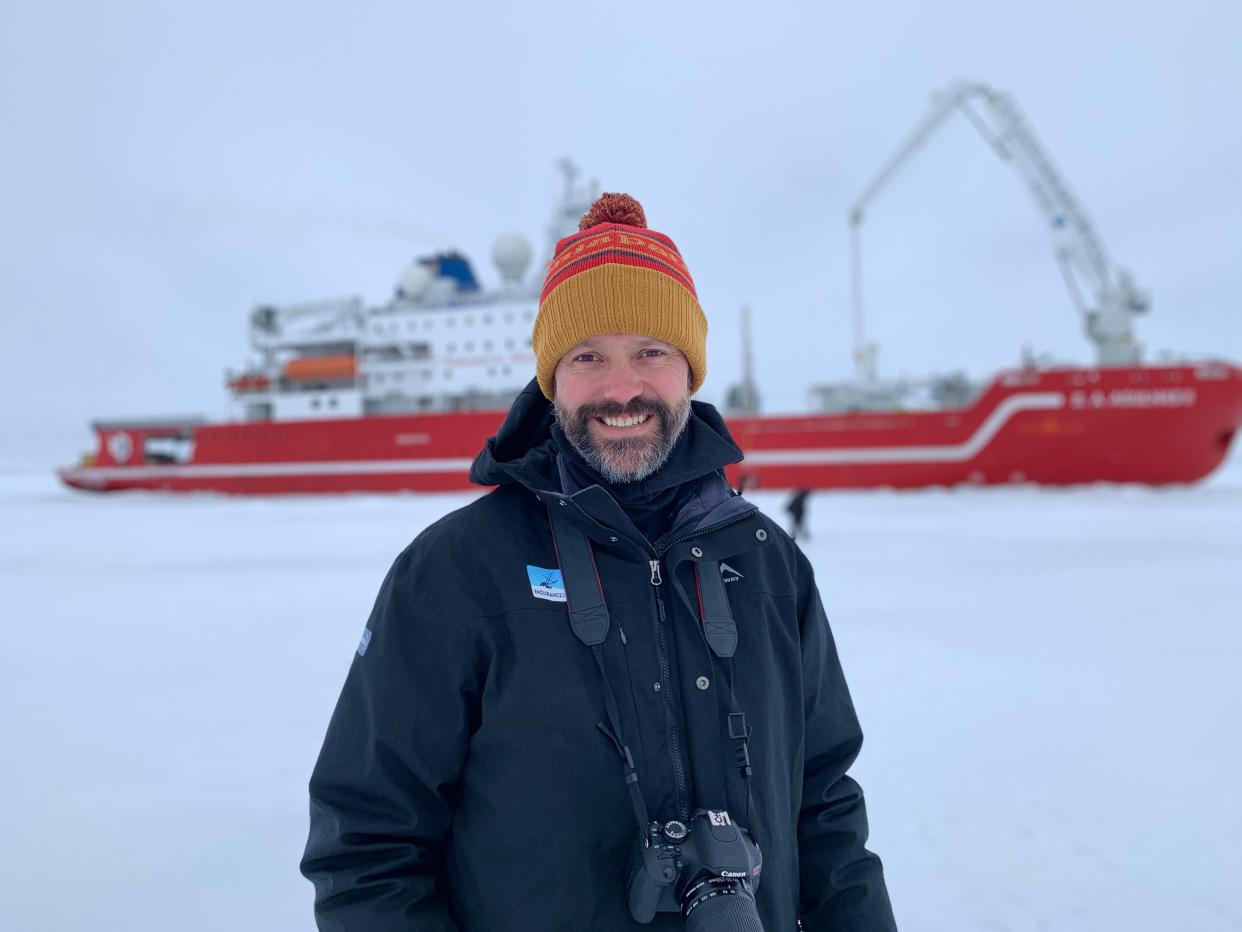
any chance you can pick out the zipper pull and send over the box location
[649,559,662,586]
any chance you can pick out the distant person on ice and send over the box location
[301,194,896,931]
[786,488,812,541]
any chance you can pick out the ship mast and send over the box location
[849,81,1148,370]
[726,303,761,414]
[543,159,598,268]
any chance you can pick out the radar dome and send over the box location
[492,234,533,285]
[396,262,433,301]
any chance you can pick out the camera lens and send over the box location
[681,876,764,932]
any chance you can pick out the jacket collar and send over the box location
[470,378,755,550]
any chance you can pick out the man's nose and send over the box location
[599,361,644,405]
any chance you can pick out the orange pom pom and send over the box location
[578,193,647,231]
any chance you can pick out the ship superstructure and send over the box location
[225,161,596,423]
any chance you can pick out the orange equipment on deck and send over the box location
[282,355,357,382]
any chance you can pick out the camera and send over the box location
[626,809,764,930]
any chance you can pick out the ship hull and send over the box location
[58,364,1242,494]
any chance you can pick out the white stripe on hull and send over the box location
[61,457,478,483]
[744,392,1065,466]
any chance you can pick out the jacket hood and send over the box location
[469,378,745,494]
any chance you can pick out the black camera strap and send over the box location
[547,506,652,837]
[694,560,760,844]
[723,660,759,842]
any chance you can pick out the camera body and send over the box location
[626,809,763,929]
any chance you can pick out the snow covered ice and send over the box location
[2,451,1240,931]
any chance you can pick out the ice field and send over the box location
[2,449,1240,931]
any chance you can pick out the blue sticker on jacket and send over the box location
[357,627,373,657]
[527,565,566,602]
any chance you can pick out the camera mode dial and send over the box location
[661,820,689,842]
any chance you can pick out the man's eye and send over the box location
[575,353,599,362]
[640,349,665,358]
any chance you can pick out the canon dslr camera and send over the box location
[626,808,764,930]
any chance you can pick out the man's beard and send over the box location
[553,394,692,483]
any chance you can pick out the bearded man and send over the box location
[301,194,897,931]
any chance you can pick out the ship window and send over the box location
[465,315,474,326]
[504,311,513,323]
[375,373,385,383]
[483,339,493,350]
[423,370,431,380]
[523,310,533,321]
[488,367,496,377]
[502,365,510,375]
[465,341,474,352]
[447,318,456,328]
[328,397,338,408]
[423,319,432,330]
[447,342,456,353]
[506,338,514,349]
[444,369,452,380]
[143,434,195,465]
[483,313,492,324]
[525,337,532,347]
[394,372,403,382]
[311,398,321,409]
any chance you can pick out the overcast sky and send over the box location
[3,0,1239,467]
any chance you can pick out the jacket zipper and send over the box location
[643,508,757,823]
[648,558,689,820]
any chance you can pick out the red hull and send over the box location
[58,364,1242,494]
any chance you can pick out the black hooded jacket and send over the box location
[301,381,896,931]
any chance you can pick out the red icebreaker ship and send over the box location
[59,86,1242,494]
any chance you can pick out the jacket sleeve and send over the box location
[794,547,898,931]
[300,543,479,931]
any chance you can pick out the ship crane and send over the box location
[849,81,1149,374]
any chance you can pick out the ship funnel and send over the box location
[493,234,533,286]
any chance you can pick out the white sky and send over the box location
[3,0,1240,466]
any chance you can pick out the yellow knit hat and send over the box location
[532,193,707,400]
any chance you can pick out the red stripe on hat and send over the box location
[547,226,688,278]
[540,250,698,303]
[555,222,681,257]
[542,226,696,301]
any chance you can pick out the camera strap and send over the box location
[547,506,652,837]
[723,661,759,843]
[694,560,760,844]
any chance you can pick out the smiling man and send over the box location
[302,195,897,931]
[551,333,693,483]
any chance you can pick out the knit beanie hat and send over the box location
[532,193,707,400]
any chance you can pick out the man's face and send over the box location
[552,333,693,483]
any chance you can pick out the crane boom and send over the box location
[849,81,1148,372]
